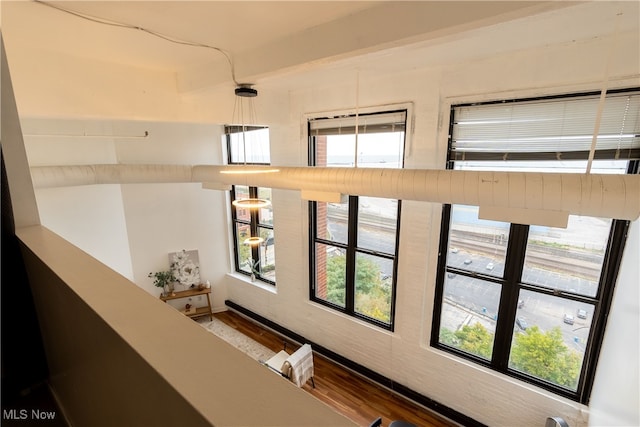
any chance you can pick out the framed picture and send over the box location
[169,249,200,288]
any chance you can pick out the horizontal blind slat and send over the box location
[310,111,407,135]
[451,92,640,160]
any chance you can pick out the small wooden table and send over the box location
[160,287,213,321]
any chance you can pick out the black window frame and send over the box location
[307,110,407,331]
[225,125,276,286]
[431,88,639,403]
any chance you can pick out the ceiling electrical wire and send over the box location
[34,0,241,86]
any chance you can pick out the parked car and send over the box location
[518,299,525,309]
[486,262,494,270]
[516,317,528,330]
[577,309,588,319]
[463,259,472,265]
[451,247,459,253]
[447,272,457,279]
[563,314,575,325]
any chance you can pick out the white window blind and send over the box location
[309,110,406,136]
[451,91,640,161]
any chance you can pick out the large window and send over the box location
[226,125,276,284]
[432,89,639,402]
[309,110,406,329]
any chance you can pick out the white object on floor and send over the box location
[265,350,289,377]
[264,344,315,388]
[287,344,314,387]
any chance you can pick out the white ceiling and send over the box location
[6,1,378,70]
[2,1,639,94]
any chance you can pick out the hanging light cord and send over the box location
[232,86,258,160]
[34,0,241,86]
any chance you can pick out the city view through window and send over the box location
[438,160,626,392]
[434,89,639,402]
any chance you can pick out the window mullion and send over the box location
[492,224,529,370]
[249,187,260,273]
[345,195,358,313]
[225,133,233,164]
[309,201,317,298]
[230,185,240,272]
[431,205,453,345]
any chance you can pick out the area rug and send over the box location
[199,317,275,362]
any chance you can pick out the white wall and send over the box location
[21,118,231,310]
[225,32,640,427]
[114,121,229,310]
[122,181,230,311]
[22,117,135,279]
[34,185,134,280]
[589,220,640,427]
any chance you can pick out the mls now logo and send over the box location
[3,409,56,420]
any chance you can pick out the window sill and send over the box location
[226,272,277,294]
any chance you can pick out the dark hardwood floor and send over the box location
[213,310,458,427]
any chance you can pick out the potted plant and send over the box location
[148,270,176,296]
[244,258,260,282]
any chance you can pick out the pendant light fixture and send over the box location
[229,83,272,209]
[235,84,258,98]
[243,236,264,246]
[232,83,268,248]
[233,198,271,209]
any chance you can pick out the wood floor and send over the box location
[213,310,458,427]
